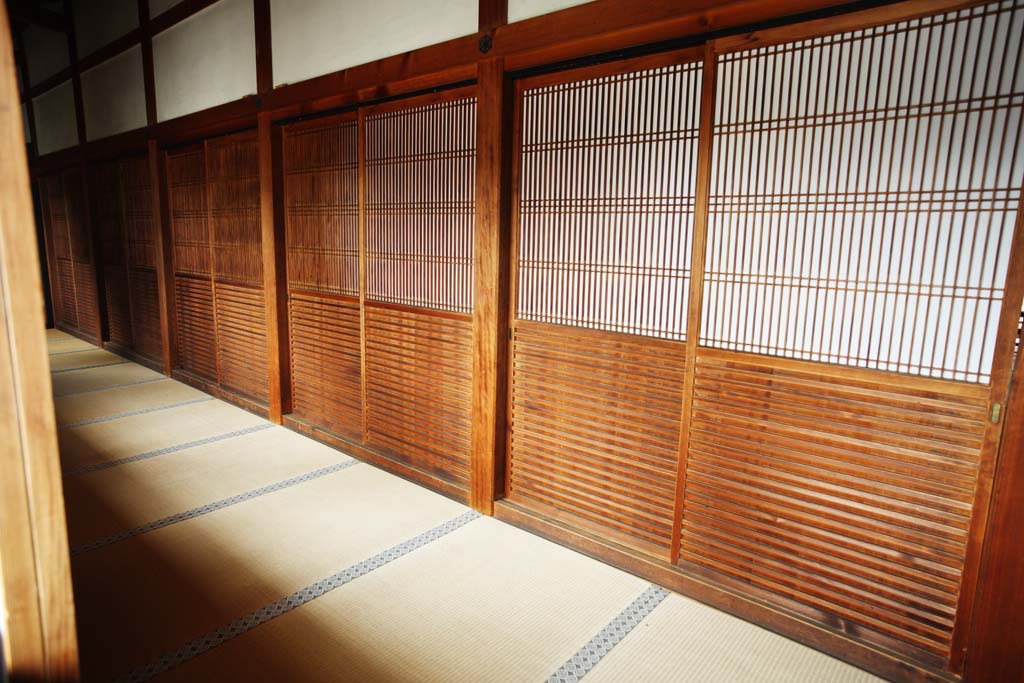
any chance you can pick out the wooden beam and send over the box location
[0,1,80,677]
[257,112,288,423]
[7,2,68,33]
[479,0,507,33]
[469,58,512,514]
[61,0,85,146]
[138,0,157,124]
[148,138,175,375]
[13,28,39,157]
[969,338,1024,682]
[254,0,273,95]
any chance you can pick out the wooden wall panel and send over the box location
[173,274,216,380]
[206,134,263,285]
[364,304,473,489]
[90,162,132,348]
[507,320,685,556]
[120,155,162,362]
[62,169,100,340]
[215,282,268,401]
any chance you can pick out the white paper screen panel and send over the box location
[72,0,140,58]
[516,61,703,340]
[82,46,147,140]
[270,0,477,87]
[508,0,596,23]
[703,0,1024,383]
[152,0,257,122]
[33,81,78,155]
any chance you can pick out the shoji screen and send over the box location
[40,169,101,341]
[167,143,217,381]
[120,155,163,363]
[679,1,1024,669]
[207,132,268,403]
[363,89,476,492]
[166,133,268,404]
[282,113,363,440]
[91,161,132,349]
[506,51,703,556]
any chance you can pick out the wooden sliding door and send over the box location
[166,132,268,405]
[282,113,363,439]
[120,155,163,363]
[506,51,704,557]
[39,169,101,343]
[505,0,1024,677]
[362,90,477,493]
[91,162,132,349]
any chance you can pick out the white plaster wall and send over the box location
[33,81,78,155]
[73,0,140,58]
[82,46,147,140]
[22,25,70,86]
[153,0,257,122]
[508,0,595,23]
[271,0,477,87]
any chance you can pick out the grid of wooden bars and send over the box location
[91,162,132,349]
[120,155,163,362]
[702,0,1024,383]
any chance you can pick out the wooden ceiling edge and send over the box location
[27,0,926,176]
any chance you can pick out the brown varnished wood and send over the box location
[258,113,287,422]
[0,4,80,675]
[470,58,512,513]
[149,138,175,374]
[254,0,273,96]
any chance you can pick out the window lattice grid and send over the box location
[283,118,360,297]
[364,96,476,314]
[516,60,703,341]
[702,0,1024,383]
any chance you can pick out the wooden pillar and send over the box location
[258,112,289,423]
[149,138,175,375]
[0,3,80,675]
[138,0,158,125]
[470,57,513,514]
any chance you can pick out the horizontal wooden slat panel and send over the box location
[364,303,472,489]
[288,292,363,441]
[215,282,268,402]
[56,258,77,329]
[74,262,99,338]
[174,275,216,381]
[130,267,162,362]
[679,349,990,659]
[508,320,686,557]
[104,266,132,348]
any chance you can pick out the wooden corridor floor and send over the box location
[47,329,885,683]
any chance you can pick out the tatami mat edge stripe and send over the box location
[51,360,131,374]
[49,348,95,356]
[546,585,669,683]
[118,510,481,683]
[58,397,214,430]
[47,336,78,342]
[71,459,362,556]
[55,377,169,398]
[62,423,276,477]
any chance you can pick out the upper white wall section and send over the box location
[73,0,140,58]
[271,0,477,87]
[33,81,78,155]
[82,46,147,140]
[508,0,595,23]
[150,0,184,17]
[22,25,70,86]
[153,0,257,122]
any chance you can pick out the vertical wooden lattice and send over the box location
[42,174,78,329]
[283,115,363,439]
[120,155,162,362]
[91,162,132,348]
[680,1,1024,665]
[62,168,100,339]
[207,133,268,402]
[363,92,476,488]
[507,53,704,556]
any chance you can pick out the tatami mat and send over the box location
[52,332,884,683]
[54,379,205,426]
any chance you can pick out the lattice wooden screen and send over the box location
[283,114,363,439]
[507,51,704,555]
[120,155,162,362]
[362,90,476,490]
[41,174,77,329]
[91,162,132,349]
[678,0,1024,669]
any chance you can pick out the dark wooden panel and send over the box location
[365,303,473,489]
[130,267,162,362]
[62,168,100,338]
[288,292,363,441]
[56,258,77,329]
[215,281,268,402]
[507,320,686,557]
[166,146,209,277]
[174,274,216,381]
[90,162,132,347]
[206,133,262,285]
[679,349,990,660]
